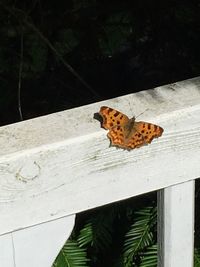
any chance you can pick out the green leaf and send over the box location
[77,210,114,253]
[123,207,157,266]
[139,245,157,267]
[54,240,89,267]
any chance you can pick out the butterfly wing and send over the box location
[108,121,163,149]
[99,106,164,150]
[132,121,164,144]
[107,125,145,149]
[99,106,129,130]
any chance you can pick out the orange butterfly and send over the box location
[99,106,164,150]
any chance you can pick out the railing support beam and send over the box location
[158,180,195,267]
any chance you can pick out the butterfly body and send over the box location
[123,118,136,138]
[99,106,163,150]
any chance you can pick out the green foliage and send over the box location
[123,207,157,266]
[77,210,114,252]
[53,240,89,267]
[54,201,157,267]
[194,248,200,267]
[139,245,157,267]
[53,197,199,267]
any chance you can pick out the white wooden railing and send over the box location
[0,77,200,267]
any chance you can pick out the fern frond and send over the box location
[54,240,89,267]
[77,210,113,252]
[139,245,157,267]
[77,222,93,247]
[123,206,156,265]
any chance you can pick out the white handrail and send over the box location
[0,76,200,266]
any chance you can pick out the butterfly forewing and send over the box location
[99,106,129,130]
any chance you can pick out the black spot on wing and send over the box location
[114,111,120,117]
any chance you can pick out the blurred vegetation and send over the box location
[0,0,200,124]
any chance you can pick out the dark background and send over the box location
[0,0,200,126]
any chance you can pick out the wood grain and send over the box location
[0,77,200,235]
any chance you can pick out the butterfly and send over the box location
[99,106,164,150]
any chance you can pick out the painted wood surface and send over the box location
[157,181,195,267]
[0,215,75,267]
[0,77,200,235]
[0,234,14,267]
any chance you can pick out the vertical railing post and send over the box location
[158,180,195,267]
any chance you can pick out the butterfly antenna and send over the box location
[135,108,149,119]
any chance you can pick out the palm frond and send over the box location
[139,245,157,267]
[123,206,157,266]
[54,240,89,267]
